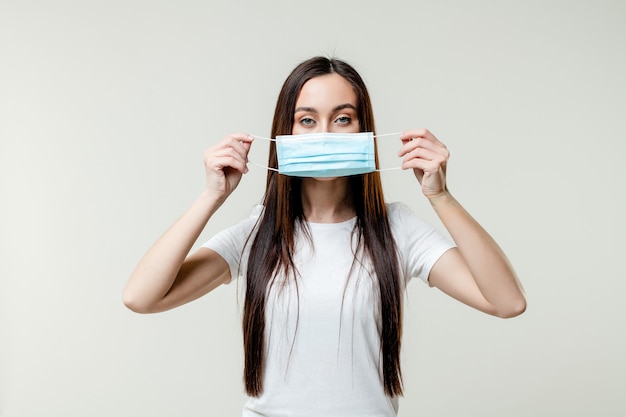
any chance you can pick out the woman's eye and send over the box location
[336,116,352,125]
[300,117,315,126]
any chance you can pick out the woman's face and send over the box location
[292,74,360,135]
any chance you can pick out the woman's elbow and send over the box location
[122,289,156,314]
[494,296,527,319]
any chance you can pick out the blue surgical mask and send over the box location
[276,132,374,177]
[250,132,401,177]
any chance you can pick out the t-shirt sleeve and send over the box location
[388,202,455,285]
[201,205,263,284]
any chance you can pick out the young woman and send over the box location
[123,56,526,416]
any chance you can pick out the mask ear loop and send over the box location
[247,132,404,173]
[373,132,403,172]
[248,135,279,172]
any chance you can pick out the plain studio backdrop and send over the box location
[1,1,624,416]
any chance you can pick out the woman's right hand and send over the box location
[203,133,254,201]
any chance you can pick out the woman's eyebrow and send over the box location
[294,106,317,113]
[332,103,357,112]
[294,103,357,113]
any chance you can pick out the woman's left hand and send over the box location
[398,129,450,199]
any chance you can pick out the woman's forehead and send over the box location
[295,74,357,111]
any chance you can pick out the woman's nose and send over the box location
[318,122,329,133]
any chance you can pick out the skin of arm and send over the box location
[122,133,254,313]
[398,129,526,318]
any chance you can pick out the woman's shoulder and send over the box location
[212,204,264,238]
[248,204,264,220]
[202,204,263,252]
[385,201,415,220]
[385,201,437,235]
[234,204,264,232]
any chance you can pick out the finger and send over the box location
[401,146,442,165]
[226,132,254,143]
[209,133,254,163]
[398,140,450,165]
[213,155,248,174]
[400,129,446,148]
[398,137,444,157]
[205,146,249,174]
[400,128,428,141]
[225,133,255,155]
[402,158,441,173]
[399,136,446,155]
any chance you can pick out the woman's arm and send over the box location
[122,133,254,313]
[398,129,526,318]
[426,194,526,318]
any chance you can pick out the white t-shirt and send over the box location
[203,202,454,417]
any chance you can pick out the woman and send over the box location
[123,56,526,416]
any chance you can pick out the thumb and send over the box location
[413,167,425,184]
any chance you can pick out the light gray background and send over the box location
[1,1,625,416]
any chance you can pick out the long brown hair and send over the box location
[243,56,404,397]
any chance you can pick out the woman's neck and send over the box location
[300,177,355,223]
